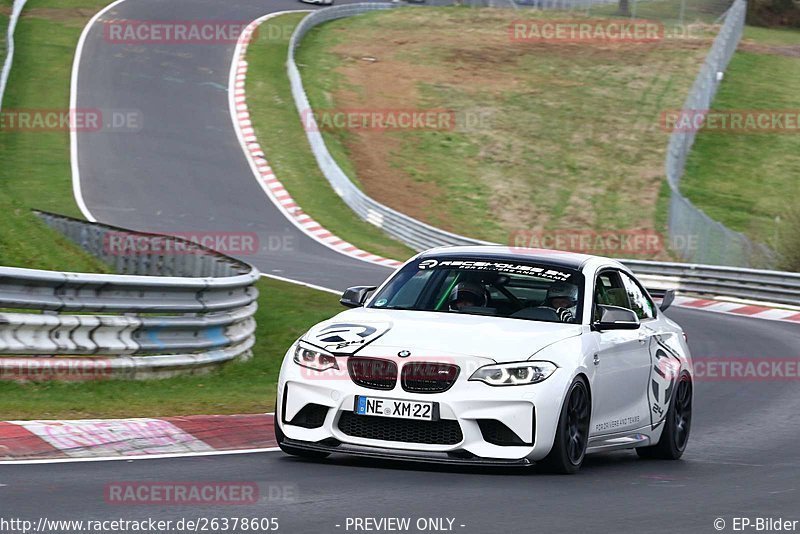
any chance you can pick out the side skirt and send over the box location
[586,429,652,454]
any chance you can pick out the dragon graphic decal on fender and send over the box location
[647,339,683,430]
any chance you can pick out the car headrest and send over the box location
[510,306,560,322]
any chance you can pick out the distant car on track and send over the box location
[275,247,693,473]
[299,0,334,5]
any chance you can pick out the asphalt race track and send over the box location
[4,0,800,532]
[73,0,393,290]
[4,308,800,533]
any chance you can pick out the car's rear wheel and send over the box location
[636,372,692,460]
[274,399,331,460]
[540,377,590,474]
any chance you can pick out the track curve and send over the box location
[72,0,392,290]
[5,1,800,532]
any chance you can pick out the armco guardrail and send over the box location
[0,212,259,380]
[289,2,767,267]
[0,0,29,111]
[623,259,800,307]
[288,2,493,251]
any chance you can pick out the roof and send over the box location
[417,245,602,270]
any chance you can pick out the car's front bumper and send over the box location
[277,348,573,462]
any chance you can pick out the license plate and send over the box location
[354,396,436,421]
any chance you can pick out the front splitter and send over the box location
[281,438,534,468]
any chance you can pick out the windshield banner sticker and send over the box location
[417,259,571,281]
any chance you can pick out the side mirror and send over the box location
[340,286,377,308]
[659,289,675,312]
[593,305,640,331]
[646,288,676,312]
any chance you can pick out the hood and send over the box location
[303,308,582,363]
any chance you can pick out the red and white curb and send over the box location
[674,296,800,324]
[0,414,276,461]
[228,12,402,270]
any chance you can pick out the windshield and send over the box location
[368,257,584,324]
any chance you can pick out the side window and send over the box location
[593,271,630,321]
[620,272,656,320]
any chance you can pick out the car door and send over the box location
[589,269,653,436]
[618,271,683,431]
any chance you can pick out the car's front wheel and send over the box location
[274,401,330,460]
[636,372,692,460]
[539,376,590,474]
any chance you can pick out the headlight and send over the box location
[469,361,557,386]
[293,341,339,371]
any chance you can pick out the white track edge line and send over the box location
[0,0,30,111]
[260,273,340,295]
[0,447,281,465]
[4,412,275,424]
[70,0,131,222]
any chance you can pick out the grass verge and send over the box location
[0,0,111,271]
[680,26,800,249]
[244,13,415,261]
[294,7,711,258]
[1,0,9,65]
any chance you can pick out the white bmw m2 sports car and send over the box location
[275,247,693,473]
